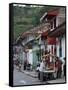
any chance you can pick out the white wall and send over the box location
[22,52,25,62]
[56,35,65,59]
[62,35,65,58]
[56,8,65,27]
[27,49,33,65]
[56,38,60,57]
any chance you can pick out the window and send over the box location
[50,17,56,31]
[54,45,56,55]
[54,17,56,28]
[51,21,53,29]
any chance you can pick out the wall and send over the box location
[56,34,65,60]
[32,45,40,68]
[56,8,65,27]
[56,38,60,57]
[62,34,65,58]
[27,49,33,65]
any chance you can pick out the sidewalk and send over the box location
[47,77,66,84]
[15,65,38,78]
[15,65,66,83]
[21,68,66,84]
[21,70,38,78]
[21,65,38,78]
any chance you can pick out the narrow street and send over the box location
[13,68,66,86]
[12,5,66,86]
[13,68,48,86]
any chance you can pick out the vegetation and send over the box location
[13,4,58,41]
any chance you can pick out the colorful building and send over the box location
[15,7,66,69]
[40,7,66,61]
[15,22,50,69]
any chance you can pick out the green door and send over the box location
[32,50,38,69]
[32,49,41,69]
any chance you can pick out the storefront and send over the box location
[48,22,66,60]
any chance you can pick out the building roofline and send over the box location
[48,21,66,37]
[40,8,60,22]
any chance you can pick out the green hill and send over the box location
[13,4,58,41]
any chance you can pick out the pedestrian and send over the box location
[36,63,40,80]
[23,60,27,70]
[55,57,62,78]
[39,57,46,81]
[36,64,40,72]
[18,62,22,71]
[63,57,66,78]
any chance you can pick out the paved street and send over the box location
[13,68,66,86]
[13,68,48,86]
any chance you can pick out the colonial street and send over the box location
[13,68,65,86]
[13,69,48,86]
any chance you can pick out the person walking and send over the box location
[55,57,62,78]
[23,60,27,70]
[63,57,66,78]
[39,58,46,81]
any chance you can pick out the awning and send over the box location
[40,8,59,22]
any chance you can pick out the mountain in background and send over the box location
[13,5,58,41]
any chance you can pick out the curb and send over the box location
[15,66,38,78]
[21,70,38,78]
